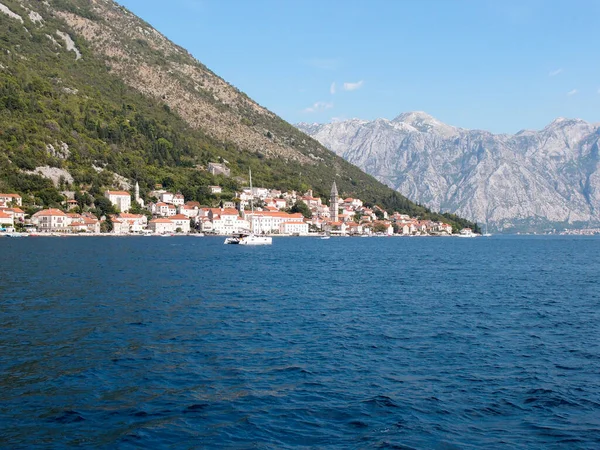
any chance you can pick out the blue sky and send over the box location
[117,0,600,133]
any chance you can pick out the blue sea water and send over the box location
[1,235,599,449]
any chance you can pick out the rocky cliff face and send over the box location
[298,113,600,231]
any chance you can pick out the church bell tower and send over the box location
[330,181,339,222]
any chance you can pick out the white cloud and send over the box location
[567,89,578,96]
[343,80,364,91]
[303,101,333,113]
[549,68,563,77]
[330,82,336,95]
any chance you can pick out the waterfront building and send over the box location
[208,208,249,235]
[279,220,309,235]
[117,213,148,232]
[0,210,14,228]
[244,211,305,235]
[170,214,191,233]
[111,217,129,234]
[31,209,68,232]
[148,218,175,234]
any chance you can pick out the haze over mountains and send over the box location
[298,113,600,232]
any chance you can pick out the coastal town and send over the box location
[0,179,462,237]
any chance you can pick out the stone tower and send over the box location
[330,181,339,222]
[135,181,144,207]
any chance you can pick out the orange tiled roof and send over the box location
[106,190,130,196]
[209,208,239,216]
[34,208,67,217]
[248,211,303,218]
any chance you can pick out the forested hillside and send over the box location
[0,0,476,230]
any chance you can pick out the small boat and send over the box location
[5,232,26,238]
[320,236,330,240]
[224,169,272,246]
[457,228,479,238]
[482,223,492,237]
[224,233,272,245]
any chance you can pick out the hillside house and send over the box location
[105,190,131,213]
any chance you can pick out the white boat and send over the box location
[4,232,26,238]
[457,228,479,238]
[320,236,330,240]
[225,233,272,245]
[482,223,492,237]
[224,169,272,246]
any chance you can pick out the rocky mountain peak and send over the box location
[297,113,600,232]
[392,111,458,137]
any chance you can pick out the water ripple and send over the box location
[1,235,599,448]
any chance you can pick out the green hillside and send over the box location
[0,0,477,231]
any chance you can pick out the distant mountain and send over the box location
[298,113,600,232]
[0,0,476,230]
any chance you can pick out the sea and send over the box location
[1,235,599,449]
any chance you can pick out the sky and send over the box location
[116,0,600,134]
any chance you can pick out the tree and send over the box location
[291,200,312,219]
[101,215,113,233]
[373,222,388,233]
[94,195,115,218]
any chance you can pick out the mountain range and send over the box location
[298,112,600,232]
[0,0,476,230]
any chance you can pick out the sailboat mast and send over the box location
[249,169,254,233]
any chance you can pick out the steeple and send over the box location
[330,181,339,222]
[330,181,338,197]
[134,181,144,207]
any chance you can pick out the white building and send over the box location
[105,190,131,213]
[0,210,14,228]
[117,213,148,232]
[152,202,177,217]
[170,214,190,233]
[244,211,305,234]
[279,221,309,235]
[148,218,175,234]
[208,208,249,235]
[160,192,174,204]
[172,193,185,206]
[111,218,129,234]
[209,186,222,194]
[0,207,25,223]
[0,193,22,206]
[179,203,200,219]
[31,209,69,232]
